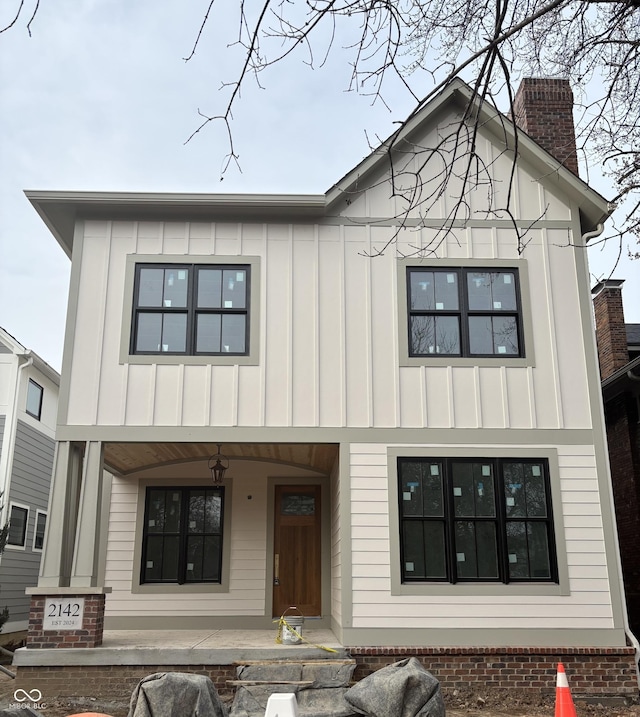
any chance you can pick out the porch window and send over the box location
[131,264,250,356]
[141,487,224,584]
[406,268,523,357]
[398,458,556,583]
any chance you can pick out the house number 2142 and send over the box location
[43,598,85,630]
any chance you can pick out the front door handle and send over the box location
[274,554,280,585]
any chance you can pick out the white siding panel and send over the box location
[188,222,214,254]
[318,228,344,426]
[264,232,290,426]
[124,365,155,425]
[182,365,209,426]
[291,233,317,426]
[505,368,533,429]
[399,368,424,427]
[153,366,182,425]
[478,369,506,428]
[547,232,591,429]
[370,243,398,427]
[97,233,135,425]
[67,233,110,425]
[424,368,452,427]
[136,221,163,254]
[163,222,189,254]
[210,366,237,426]
[236,366,263,426]
[451,367,479,428]
[344,233,370,427]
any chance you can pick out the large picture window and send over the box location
[141,487,224,584]
[398,458,556,584]
[407,268,523,357]
[131,264,250,356]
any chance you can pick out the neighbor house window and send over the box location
[407,268,523,357]
[131,264,250,356]
[398,458,556,583]
[33,511,47,551]
[7,504,29,547]
[141,487,224,584]
[26,379,43,420]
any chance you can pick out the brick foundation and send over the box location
[348,647,638,696]
[27,594,106,648]
[14,647,639,702]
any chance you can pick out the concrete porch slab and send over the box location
[13,628,347,667]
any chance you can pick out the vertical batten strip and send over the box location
[491,225,498,259]
[527,365,537,429]
[420,366,428,427]
[314,223,320,427]
[447,365,455,428]
[176,363,184,426]
[205,363,213,426]
[500,365,510,428]
[259,223,267,427]
[339,224,347,427]
[287,223,294,426]
[390,251,401,428]
[466,225,474,259]
[231,364,239,426]
[94,221,113,425]
[149,363,157,425]
[541,228,565,428]
[474,365,482,428]
[121,221,138,427]
[366,225,374,427]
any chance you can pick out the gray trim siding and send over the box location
[0,415,5,455]
[1,420,54,624]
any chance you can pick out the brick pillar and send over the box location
[513,78,579,175]
[26,588,110,648]
[592,279,629,380]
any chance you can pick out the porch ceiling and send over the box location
[103,442,339,476]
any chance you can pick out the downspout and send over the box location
[583,221,640,684]
[0,353,33,529]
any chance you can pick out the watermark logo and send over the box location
[11,687,46,709]
[14,689,42,702]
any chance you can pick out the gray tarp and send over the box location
[127,672,228,717]
[344,657,446,717]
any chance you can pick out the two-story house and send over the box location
[0,327,59,636]
[16,78,639,697]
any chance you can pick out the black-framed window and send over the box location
[26,379,43,420]
[407,268,523,357]
[7,505,28,547]
[141,487,224,584]
[131,264,250,356]
[398,458,557,584]
[34,511,47,550]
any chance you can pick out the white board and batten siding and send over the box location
[66,218,591,432]
[349,443,612,630]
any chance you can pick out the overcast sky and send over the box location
[1,0,638,372]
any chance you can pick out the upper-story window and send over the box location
[26,379,43,420]
[406,268,523,358]
[131,264,250,356]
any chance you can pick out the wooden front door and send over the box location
[272,485,321,618]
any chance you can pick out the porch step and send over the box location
[229,659,358,717]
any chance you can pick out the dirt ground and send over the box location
[0,670,639,716]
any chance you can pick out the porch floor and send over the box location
[13,628,348,667]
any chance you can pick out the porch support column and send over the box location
[70,441,105,588]
[38,441,82,588]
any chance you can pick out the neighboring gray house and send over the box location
[0,327,59,635]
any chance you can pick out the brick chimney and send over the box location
[592,279,629,380]
[513,78,579,176]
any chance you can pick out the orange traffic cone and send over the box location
[555,662,577,717]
